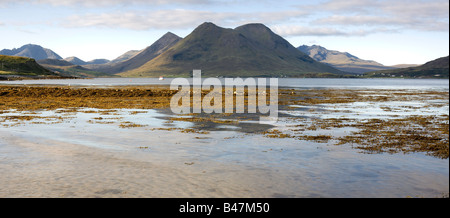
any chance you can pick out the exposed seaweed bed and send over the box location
[1,85,448,159]
[276,89,449,159]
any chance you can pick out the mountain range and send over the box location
[110,50,141,63]
[64,57,110,66]
[13,23,344,78]
[118,22,342,77]
[365,56,449,78]
[36,59,113,78]
[298,45,399,74]
[86,32,182,75]
[0,44,62,60]
[0,55,58,78]
[2,22,447,78]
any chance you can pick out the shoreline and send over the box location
[1,107,448,198]
[1,84,448,158]
[1,84,448,198]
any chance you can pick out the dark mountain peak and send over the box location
[299,44,327,52]
[298,44,396,74]
[235,23,299,53]
[235,23,275,38]
[146,31,183,51]
[197,22,221,29]
[310,44,324,48]
[307,45,328,52]
[181,22,236,49]
[162,32,182,40]
[298,45,329,61]
[64,57,110,66]
[91,31,182,74]
[297,45,310,53]
[120,22,341,77]
[20,44,42,50]
[300,45,360,60]
[156,32,182,45]
[235,23,271,33]
[190,22,228,36]
[299,44,375,63]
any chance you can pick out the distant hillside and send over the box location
[390,64,419,68]
[64,57,110,66]
[298,45,395,74]
[365,56,449,78]
[38,59,75,67]
[64,56,87,65]
[110,50,141,63]
[37,58,114,78]
[0,55,56,76]
[0,44,62,60]
[88,59,109,65]
[88,32,182,74]
[121,23,343,77]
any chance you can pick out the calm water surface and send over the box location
[1,78,448,90]
[0,78,448,198]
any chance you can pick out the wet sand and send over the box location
[0,85,449,198]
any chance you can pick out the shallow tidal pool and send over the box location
[1,102,448,198]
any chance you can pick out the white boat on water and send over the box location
[159,76,164,81]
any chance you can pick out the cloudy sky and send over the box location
[1,0,448,65]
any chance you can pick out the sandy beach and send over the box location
[1,84,448,198]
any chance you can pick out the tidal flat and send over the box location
[0,84,448,198]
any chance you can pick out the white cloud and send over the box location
[384,0,449,18]
[270,0,448,37]
[318,0,448,15]
[271,25,396,37]
[310,0,449,31]
[62,9,309,31]
[272,25,348,37]
[0,0,213,7]
[3,0,448,37]
[319,0,379,13]
[64,10,232,30]
[314,15,449,32]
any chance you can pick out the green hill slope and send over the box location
[365,56,449,78]
[0,55,56,76]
